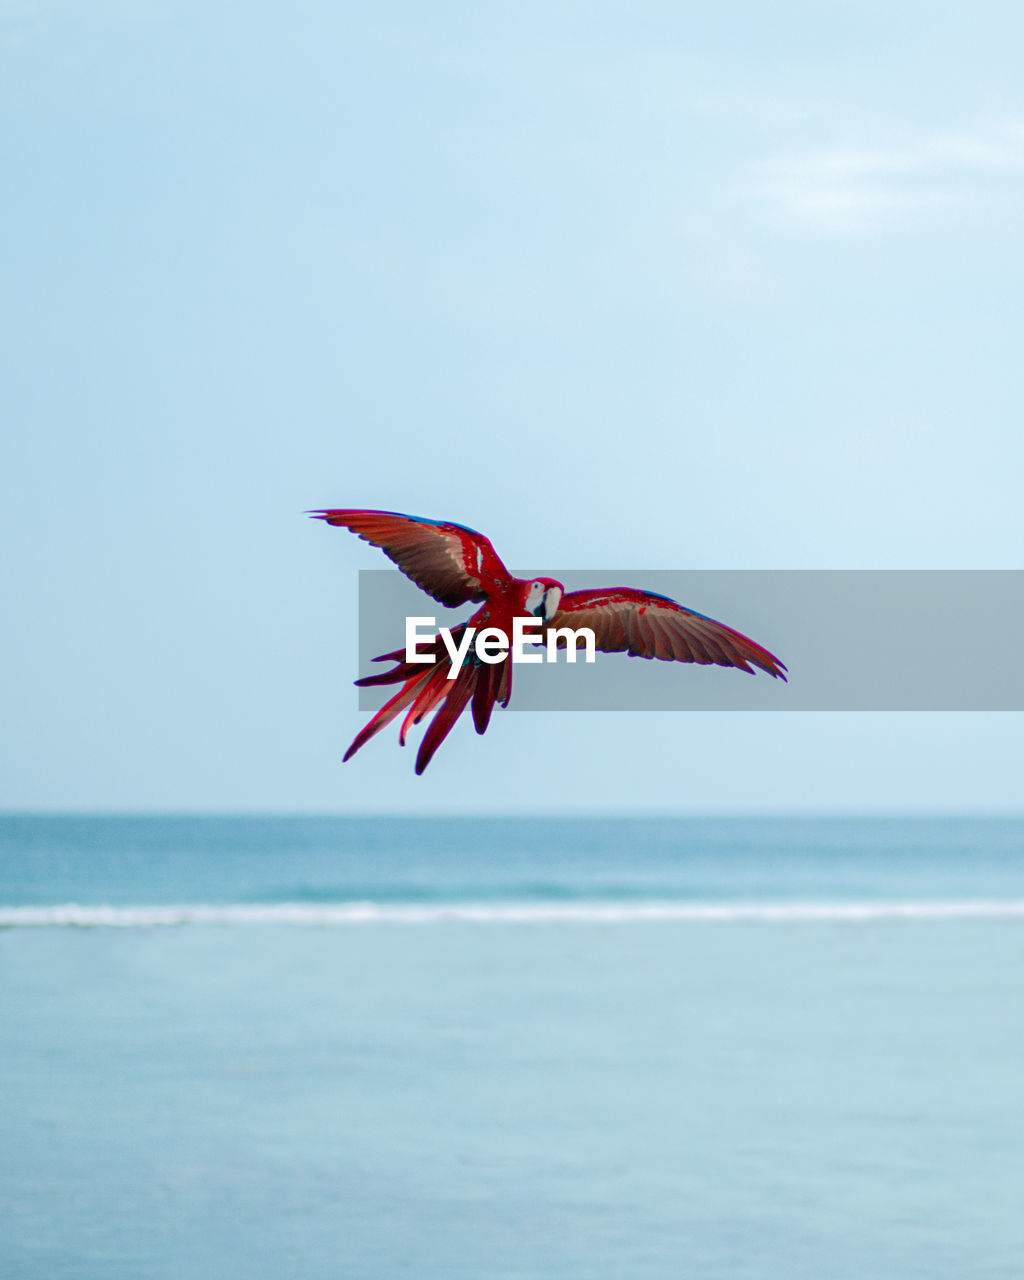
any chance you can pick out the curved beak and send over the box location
[540,586,562,623]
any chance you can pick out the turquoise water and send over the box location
[3,816,1024,1278]
[5,814,1024,907]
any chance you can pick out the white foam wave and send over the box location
[3,901,1024,928]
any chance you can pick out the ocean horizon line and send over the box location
[4,810,1024,821]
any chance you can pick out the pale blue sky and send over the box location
[2,1,1022,812]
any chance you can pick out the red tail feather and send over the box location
[415,665,477,775]
[342,671,435,762]
[472,660,501,735]
[399,665,451,745]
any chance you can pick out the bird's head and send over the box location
[523,577,564,623]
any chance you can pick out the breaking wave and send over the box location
[3,901,1024,928]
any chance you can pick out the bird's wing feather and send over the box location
[311,508,512,607]
[549,588,786,679]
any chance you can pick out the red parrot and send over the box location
[313,509,786,774]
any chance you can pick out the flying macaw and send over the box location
[313,509,786,774]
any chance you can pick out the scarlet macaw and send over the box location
[313,509,786,773]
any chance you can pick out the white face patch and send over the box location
[525,580,546,615]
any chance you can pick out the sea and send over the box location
[2,814,1024,1280]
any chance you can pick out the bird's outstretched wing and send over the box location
[311,509,513,608]
[549,588,787,679]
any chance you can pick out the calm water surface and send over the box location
[2,815,1023,1279]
